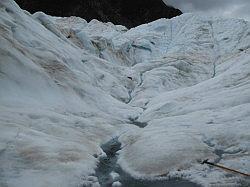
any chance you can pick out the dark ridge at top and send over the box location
[14,0,182,28]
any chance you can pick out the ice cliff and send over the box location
[0,0,250,187]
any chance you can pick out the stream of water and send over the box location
[94,137,201,187]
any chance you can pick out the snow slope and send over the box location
[0,0,250,186]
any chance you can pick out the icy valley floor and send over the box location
[0,0,250,187]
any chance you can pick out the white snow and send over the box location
[110,171,120,181]
[112,181,122,187]
[0,0,250,187]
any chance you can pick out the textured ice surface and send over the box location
[0,0,250,186]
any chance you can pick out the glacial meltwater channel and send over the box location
[94,137,201,187]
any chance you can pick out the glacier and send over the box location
[0,0,250,187]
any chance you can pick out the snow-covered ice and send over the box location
[0,0,250,186]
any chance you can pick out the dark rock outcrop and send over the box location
[14,0,182,28]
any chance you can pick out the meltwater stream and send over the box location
[94,137,201,187]
[95,137,122,187]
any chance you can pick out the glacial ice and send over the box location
[0,0,250,186]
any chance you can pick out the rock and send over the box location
[14,0,182,28]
